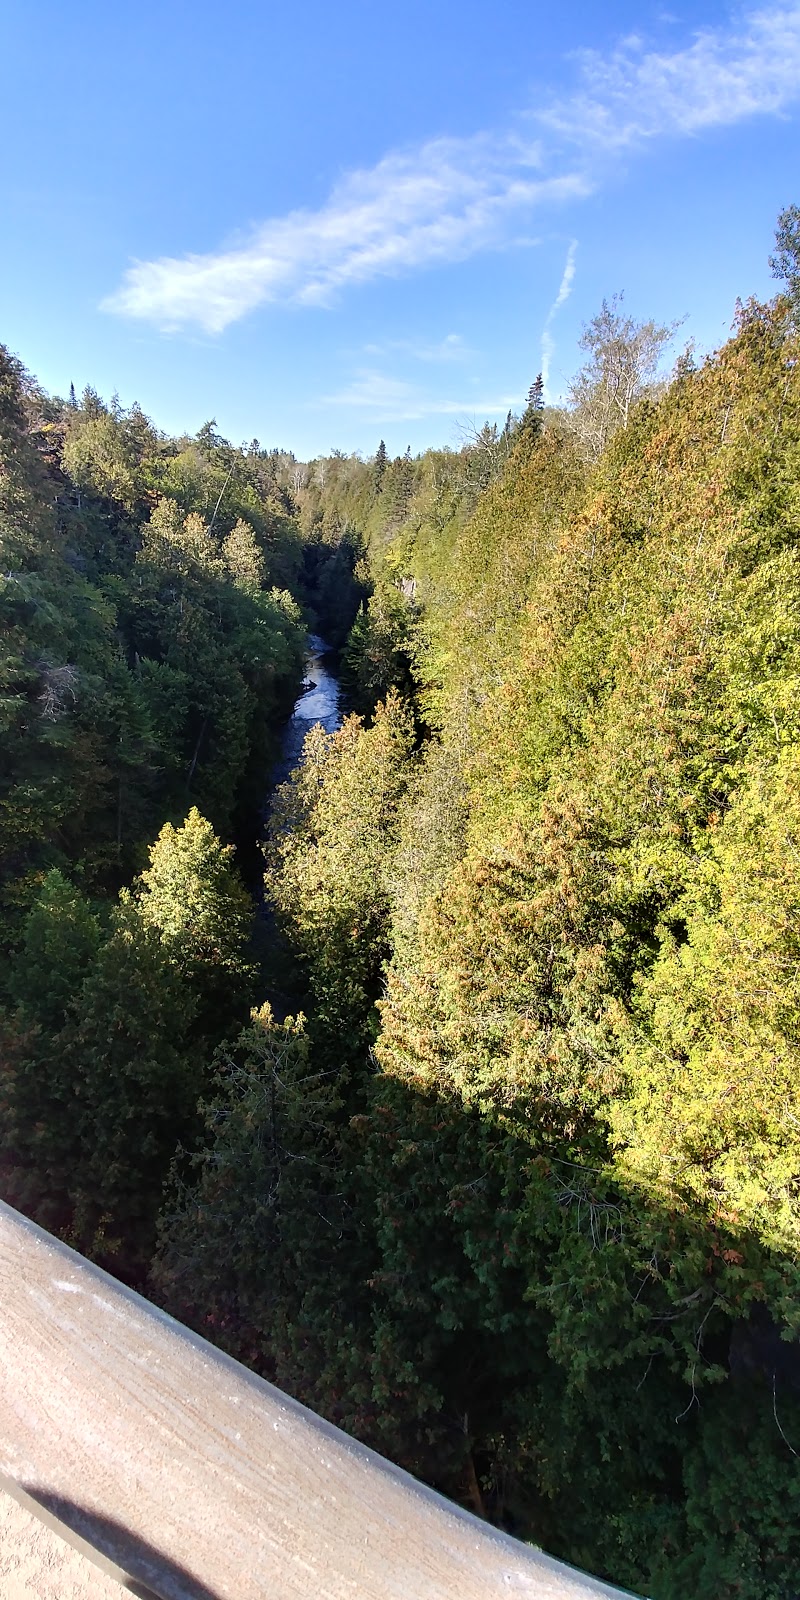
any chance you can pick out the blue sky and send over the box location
[3,1,799,457]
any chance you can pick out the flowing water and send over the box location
[255,635,343,1010]
[272,633,342,786]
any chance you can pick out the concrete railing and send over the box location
[0,1200,640,1599]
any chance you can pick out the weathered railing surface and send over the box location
[0,1200,639,1599]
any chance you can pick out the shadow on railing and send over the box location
[0,1200,640,1600]
[16,1483,221,1599]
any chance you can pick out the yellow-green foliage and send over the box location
[265,691,415,1047]
[290,298,800,1597]
[614,748,800,1258]
[383,300,800,1245]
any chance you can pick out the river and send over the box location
[272,633,342,786]
[254,635,342,1009]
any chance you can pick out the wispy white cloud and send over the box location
[104,138,579,334]
[541,4,800,149]
[104,4,800,334]
[541,239,578,400]
[320,368,517,423]
[362,333,471,363]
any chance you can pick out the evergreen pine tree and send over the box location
[153,1005,347,1394]
[134,806,255,1044]
[61,893,197,1270]
[373,439,388,493]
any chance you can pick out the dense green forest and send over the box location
[3,213,800,1598]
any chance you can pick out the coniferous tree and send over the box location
[0,873,101,1230]
[153,1005,349,1396]
[9,869,100,1032]
[373,439,388,492]
[134,806,255,1044]
[265,690,415,1059]
[527,373,544,413]
[60,893,196,1268]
